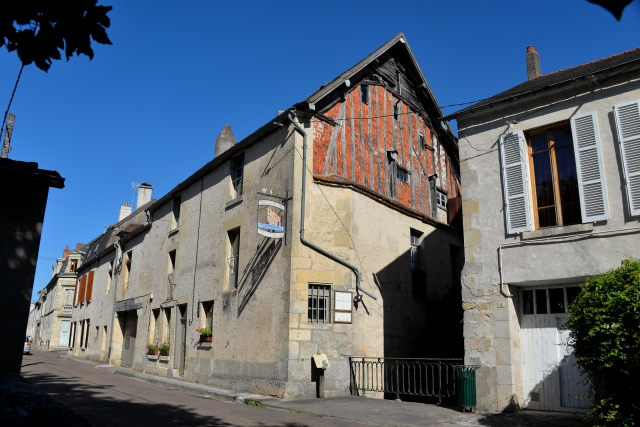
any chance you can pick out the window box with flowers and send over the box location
[146,344,159,355]
[158,343,170,356]
[196,328,212,342]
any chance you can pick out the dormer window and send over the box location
[70,259,78,272]
[231,154,244,199]
[361,85,369,104]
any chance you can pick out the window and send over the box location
[308,284,331,323]
[231,155,244,199]
[393,104,399,120]
[436,190,447,209]
[94,326,99,339]
[410,229,422,271]
[527,125,581,228]
[201,301,213,331]
[64,289,74,306]
[167,251,176,299]
[227,229,240,289]
[70,259,78,272]
[172,195,181,229]
[419,133,426,150]
[361,85,369,104]
[396,166,409,183]
[522,286,580,315]
[106,261,113,294]
[152,309,161,344]
[124,251,132,290]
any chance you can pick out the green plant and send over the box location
[146,343,158,351]
[158,343,170,351]
[246,400,267,408]
[565,259,640,426]
[196,328,212,336]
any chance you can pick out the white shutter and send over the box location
[614,101,640,217]
[570,112,610,222]
[499,132,532,234]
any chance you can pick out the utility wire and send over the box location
[47,198,118,214]
[0,64,24,143]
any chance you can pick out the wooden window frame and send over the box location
[526,123,577,229]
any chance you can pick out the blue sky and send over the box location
[1,1,638,301]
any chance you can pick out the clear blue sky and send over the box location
[1,1,638,301]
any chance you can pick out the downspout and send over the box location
[287,110,376,301]
[107,241,123,362]
[497,245,513,298]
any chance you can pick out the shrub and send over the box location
[196,328,212,336]
[565,259,640,426]
[158,343,170,351]
[146,343,158,351]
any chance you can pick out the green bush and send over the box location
[565,260,640,426]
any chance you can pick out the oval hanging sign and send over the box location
[258,199,285,238]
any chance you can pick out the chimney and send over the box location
[136,182,153,209]
[214,125,236,157]
[63,245,69,259]
[119,202,132,221]
[526,46,542,80]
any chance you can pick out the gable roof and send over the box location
[150,34,456,212]
[445,47,640,120]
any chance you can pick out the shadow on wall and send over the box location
[372,234,463,359]
[237,237,282,317]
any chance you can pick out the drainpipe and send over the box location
[287,110,376,301]
[497,246,513,298]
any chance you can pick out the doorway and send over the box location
[59,320,70,347]
[520,286,592,411]
[120,311,138,368]
[176,305,187,376]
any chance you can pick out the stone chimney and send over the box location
[526,46,542,80]
[119,202,132,221]
[214,125,236,157]
[63,245,69,259]
[136,182,153,209]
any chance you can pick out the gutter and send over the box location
[287,111,376,301]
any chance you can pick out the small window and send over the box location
[396,167,409,183]
[361,85,369,104]
[172,195,181,229]
[436,190,447,209]
[167,250,176,299]
[70,259,78,272]
[308,284,331,323]
[227,229,240,289]
[201,301,213,331]
[566,287,581,306]
[410,229,422,271]
[124,251,132,290]
[106,261,113,294]
[419,133,426,150]
[535,289,547,314]
[549,288,565,313]
[523,290,534,314]
[231,155,244,199]
[393,105,399,120]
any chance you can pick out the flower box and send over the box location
[148,348,159,355]
[160,349,170,356]
[199,335,212,342]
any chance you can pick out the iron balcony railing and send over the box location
[349,357,463,404]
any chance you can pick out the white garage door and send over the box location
[520,286,592,412]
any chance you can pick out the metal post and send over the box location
[318,368,325,398]
[395,361,400,401]
[437,360,442,405]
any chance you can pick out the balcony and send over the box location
[63,305,72,313]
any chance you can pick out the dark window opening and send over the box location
[523,290,534,314]
[202,301,213,330]
[535,289,548,314]
[361,85,369,104]
[167,250,176,299]
[419,133,426,150]
[172,195,181,229]
[396,167,409,183]
[549,288,565,313]
[308,284,331,323]
[227,229,240,289]
[231,155,244,199]
[410,229,422,271]
[566,287,581,306]
[393,105,399,120]
[436,190,447,209]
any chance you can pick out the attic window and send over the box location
[393,105,399,120]
[361,85,369,105]
[396,166,409,183]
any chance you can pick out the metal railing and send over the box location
[62,305,72,313]
[349,357,463,404]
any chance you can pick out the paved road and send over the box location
[20,351,363,427]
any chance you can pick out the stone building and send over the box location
[445,46,640,412]
[67,34,463,399]
[32,246,84,351]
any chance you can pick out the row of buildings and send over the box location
[30,35,640,413]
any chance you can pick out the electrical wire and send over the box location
[0,64,24,143]
[47,199,118,214]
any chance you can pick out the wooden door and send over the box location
[59,320,70,347]
[121,311,137,368]
[176,305,187,376]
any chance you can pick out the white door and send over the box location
[520,286,592,412]
[59,320,71,347]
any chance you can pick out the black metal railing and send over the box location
[349,357,463,404]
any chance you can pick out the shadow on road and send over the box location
[21,370,316,427]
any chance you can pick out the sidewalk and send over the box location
[60,354,588,427]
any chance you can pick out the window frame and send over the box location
[396,165,409,184]
[526,123,581,229]
[231,154,244,199]
[307,284,331,324]
[521,285,581,316]
[436,189,447,210]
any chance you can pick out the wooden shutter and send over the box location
[86,270,94,301]
[570,112,610,222]
[499,132,532,234]
[614,101,640,217]
[79,274,87,303]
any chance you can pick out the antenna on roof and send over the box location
[131,182,140,207]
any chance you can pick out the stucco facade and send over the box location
[450,51,640,412]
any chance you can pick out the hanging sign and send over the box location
[257,199,285,238]
[334,291,353,324]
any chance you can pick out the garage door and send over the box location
[520,286,592,412]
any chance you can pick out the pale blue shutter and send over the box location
[614,101,640,217]
[499,132,531,234]
[570,112,610,222]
